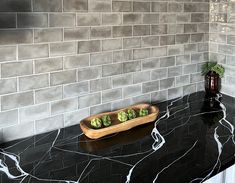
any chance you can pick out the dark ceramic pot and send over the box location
[205,71,220,97]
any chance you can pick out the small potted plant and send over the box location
[201,62,225,97]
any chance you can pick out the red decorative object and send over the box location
[205,71,220,97]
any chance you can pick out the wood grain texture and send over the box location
[80,103,159,139]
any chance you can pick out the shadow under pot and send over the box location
[205,71,220,97]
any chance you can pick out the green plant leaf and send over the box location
[201,62,224,78]
[211,64,225,78]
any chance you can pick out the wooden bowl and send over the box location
[80,103,159,139]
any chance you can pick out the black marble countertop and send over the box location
[0,92,235,183]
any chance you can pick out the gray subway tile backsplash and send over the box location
[35,57,63,73]
[0,46,16,61]
[1,61,33,78]
[34,28,63,43]
[90,77,112,92]
[35,86,63,104]
[51,98,78,115]
[0,0,32,12]
[19,103,50,123]
[63,0,88,12]
[142,80,160,94]
[112,1,132,12]
[78,92,101,109]
[33,0,62,12]
[88,0,111,12]
[19,74,49,91]
[112,73,133,88]
[78,40,101,53]
[102,88,122,103]
[2,122,34,142]
[50,70,77,86]
[18,44,49,60]
[0,13,16,28]
[1,91,34,111]
[17,13,48,28]
[35,115,64,134]
[49,13,75,27]
[0,29,33,45]
[63,81,89,98]
[0,0,212,141]
[0,109,18,128]
[123,84,142,98]
[0,78,17,95]
[123,13,142,25]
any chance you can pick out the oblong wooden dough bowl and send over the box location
[80,103,159,139]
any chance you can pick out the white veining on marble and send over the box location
[109,149,153,159]
[189,95,234,183]
[201,127,223,182]
[125,151,156,183]
[54,146,133,167]
[57,132,118,147]
[163,116,191,137]
[216,135,232,174]
[125,96,186,183]
[0,151,28,180]
[216,94,235,144]
[55,132,84,146]
[18,131,55,156]
[189,126,223,183]
[30,129,61,174]
[0,129,61,182]
[153,140,198,182]
[3,137,33,150]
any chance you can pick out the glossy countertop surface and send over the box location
[0,92,235,183]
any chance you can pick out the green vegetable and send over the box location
[118,111,128,122]
[201,62,225,78]
[139,108,149,117]
[102,115,112,127]
[127,109,136,120]
[90,118,102,129]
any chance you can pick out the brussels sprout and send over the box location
[139,108,149,117]
[102,115,112,127]
[127,109,136,120]
[90,118,102,129]
[118,111,128,122]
